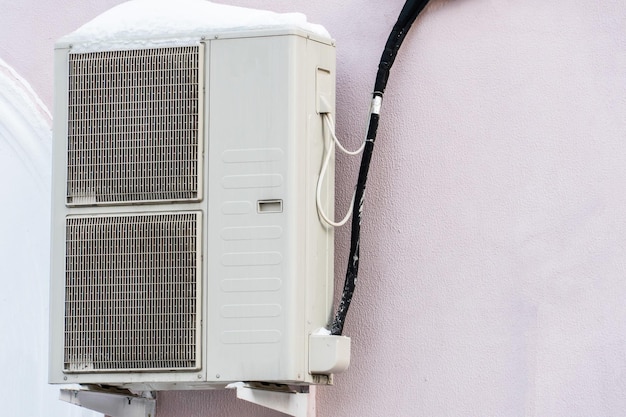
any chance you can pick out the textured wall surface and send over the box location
[3,0,626,416]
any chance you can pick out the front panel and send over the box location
[50,44,207,386]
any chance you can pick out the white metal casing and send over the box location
[49,28,339,390]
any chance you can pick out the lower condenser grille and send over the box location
[64,212,201,372]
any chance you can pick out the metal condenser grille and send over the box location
[64,213,200,372]
[66,47,201,205]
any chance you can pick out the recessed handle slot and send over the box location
[258,199,283,213]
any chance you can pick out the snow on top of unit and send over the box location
[60,0,330,51]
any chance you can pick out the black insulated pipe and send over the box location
[330,0,431,336]
[375,0,431,94]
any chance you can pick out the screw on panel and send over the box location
[216,374,220,379]
[197,374,202,379]
[63,376,67,381]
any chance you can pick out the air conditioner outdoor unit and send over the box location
[49,15,349,391]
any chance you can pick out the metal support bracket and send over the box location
[231,383,316,417]
[59,387,156,417]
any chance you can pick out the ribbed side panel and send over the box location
[66,47,201,205]
[64,213,200,372]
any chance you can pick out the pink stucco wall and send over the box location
[3,0,626,415]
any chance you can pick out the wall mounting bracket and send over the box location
[230,382,316,417]
[59,386,156,417]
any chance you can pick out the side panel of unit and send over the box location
[204,34,335,383]
[49,47,71,383]
[302,38,336,380]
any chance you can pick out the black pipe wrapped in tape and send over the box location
[330,0,431,336]
[330,107,380,336]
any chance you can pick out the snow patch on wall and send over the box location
[60,0,330,52]
[0,57,101,417]
[0,58,51,187]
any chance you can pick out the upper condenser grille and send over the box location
[66,47,202,205]
[64,212,201,372]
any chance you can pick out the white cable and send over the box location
[316,113,365,228]
[316,138,354,228]
[323,113,366,155]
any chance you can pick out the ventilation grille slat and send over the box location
[64,213,200,372]
[66,47,201,205]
